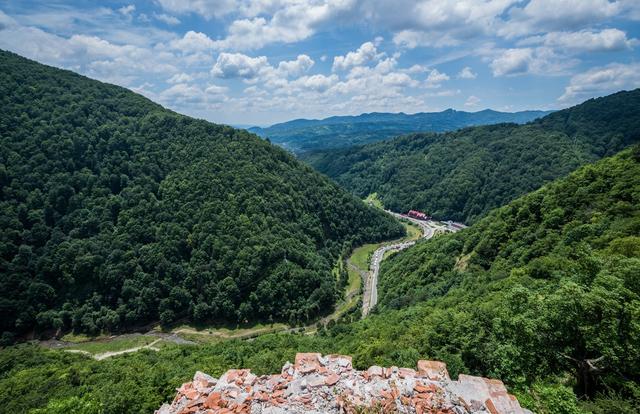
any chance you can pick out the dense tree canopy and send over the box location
[375,146,640,404]
[302,89,640,223]
[2,149,639,414]
[0,50,404,341]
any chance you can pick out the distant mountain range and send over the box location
[302,89,640,223]
[248,109,554,153]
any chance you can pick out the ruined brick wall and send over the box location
[156,353,531,414]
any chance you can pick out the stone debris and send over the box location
[156,353,531,414]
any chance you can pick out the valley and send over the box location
[35,209,439,355]
[362,212,451,316]
[1,47,639,414]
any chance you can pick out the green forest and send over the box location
[302,89,640,223]
[0,50,404,342]
[2,147,639,413]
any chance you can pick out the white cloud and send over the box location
[389,0,519,48]
[519,29,637,53]
[209,0,357,50]
[158,82,229,108]
[167,73,193,83]
[620,0,640,20]
[169,31,216,52]
[500,0,621,38]
[404,64,428,74]
[118,5,136,17]
[559,62,640,102]
[393,30,458,49]
[154,13,181,26]
[425,69,450,88]
[381,72,418,87]
[457,66,477,79]
[489,47,577,77]
[290,74,339,92]
[490,48,533,76]
[276,54,314,77]
[156,0,237,19]
[156,0,310,20]
[333,41,384,71]
[211,52,269,79]
[464,95,481,107]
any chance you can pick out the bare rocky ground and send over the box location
[157,353,531,414]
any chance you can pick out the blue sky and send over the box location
[0,1,639,126]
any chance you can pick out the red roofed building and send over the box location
[407,210,430,220]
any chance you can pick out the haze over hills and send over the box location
[249,109,553,153]
[0,50,404,341]
[303,89,640,224]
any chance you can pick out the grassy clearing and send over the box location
[350,243,378,271]
[60,332,110,343]
[172,323,288,344]
[346,265,361,295]
[364,193,384,209]
[402,221,421,241]
[66,335,157,355]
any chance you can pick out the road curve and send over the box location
[361,212,451,317]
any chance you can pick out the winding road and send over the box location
[361,212,456,317]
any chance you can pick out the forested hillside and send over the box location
[374,146,640,405]
[0,50,404,342]
[303,89,640,223]
[250,109,551,153]
[2,148,639,413]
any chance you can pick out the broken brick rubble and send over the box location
[156,353,531,414]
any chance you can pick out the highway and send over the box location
[361,212,458,317]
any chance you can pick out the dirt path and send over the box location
[64,338,162,360]
[48,212,460,354]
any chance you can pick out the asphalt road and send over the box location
[361,212,457,317]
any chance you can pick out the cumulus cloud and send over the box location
[158,82,228,108]
[0,12,179,87]
[500,0,621,38]
[390,0,518,48]
[169,31,215,52]
[209,0,357,50]
[559,62,640,102]
[464,95,481,107]
[519,28,637,53]
[425,69,450,88]
[211,53,269,79]
[156,0,237,19]
[118,5,136,17]
[154,13,181,25]
[153,0,640,55]
[277,55,314,77]
[333,41,383,71]
[167,73,193,83]
[290,74,339,92]
[457,66,477,79]
[489,47,577,77]
[490,48,533,77]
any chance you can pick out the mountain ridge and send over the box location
[302,88,640,224]
[0,49,404,342]
[249,108,553,153]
